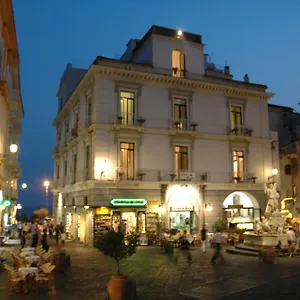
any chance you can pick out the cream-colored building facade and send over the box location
[0,1,23,232]
[52,26,278,246]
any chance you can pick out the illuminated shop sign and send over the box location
[0,200,12,207]
[110,199,147,207]
[171,206,194,211]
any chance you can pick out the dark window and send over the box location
[285,164,292,175]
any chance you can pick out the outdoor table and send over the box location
[20,252,35,258]
[18,267,39,280]
[21,247,35,252]
[24,256,41,265]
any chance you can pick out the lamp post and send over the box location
[268,168,278,184]
[43,180,50,212]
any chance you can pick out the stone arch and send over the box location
[223,191,260,209]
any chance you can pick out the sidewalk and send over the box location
[0,240,299,299]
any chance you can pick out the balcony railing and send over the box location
[54,168,262,185]
[228,126,254,137]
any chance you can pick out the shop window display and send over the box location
[94,214,111,238]
[66,213,72,240]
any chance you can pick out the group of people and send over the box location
[286,222,300,256]
[18,221,66,252]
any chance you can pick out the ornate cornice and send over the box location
[91,65,273,101]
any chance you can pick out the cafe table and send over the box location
[24,256,41,265]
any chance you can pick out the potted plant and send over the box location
[190,123,198,131]
[136,172,146,181]
[117,172,123,180]
[95,231,138,300]
[169,173,176,181]
[200,173,207,182]
[231,127,239,134]
[117,116,123,124]
[251,176,257,183]
[245,128,253,136]
[136,118,146,126]
[233,176,241,183]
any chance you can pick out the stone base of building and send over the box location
[243,232,287,247]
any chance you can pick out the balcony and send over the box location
[115,113,146,127]
[228,126,254,137]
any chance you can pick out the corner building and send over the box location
[52,26,279,246]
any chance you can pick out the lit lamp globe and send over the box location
[9,144,18,153]
[21,183,27,189]
[43,180,50,188]
[272,168,278,176]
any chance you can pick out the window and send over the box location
[86,95,92,126]
[65,120,69,133]
[85,146,90,180]
[285,164,292,175]
[230,106,243,134]
[64,159,68,176]
[56,164,60,180]
[173,98,187,129]
[233,151,244,181]
[120,142,134,179]
[120,91,135,125]
[73,154,77,183]
[175,146,188,172]
[172,50,186,78]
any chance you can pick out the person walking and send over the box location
[17,221,22,238]
[201,225,207,253]
[211,229,226,264]
[287,226,295,255]
[31,229,39,248]
[41,229,49,252]
[20,231,26,248]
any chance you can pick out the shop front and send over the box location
[223,191,260,230]
[166,185,200,233]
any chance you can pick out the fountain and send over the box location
[243,183,288,247]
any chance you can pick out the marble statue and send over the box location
[264,183,280,215]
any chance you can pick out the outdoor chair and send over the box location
[4,264,23,294]
[34,263,56,295]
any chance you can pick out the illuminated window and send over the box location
[175,146,188,172]
[172,50,186,78]
[230,106,243,134]
[173,98,187,129]
[233,151,244,181]
[120,91,135,125]
[120,142,134,179]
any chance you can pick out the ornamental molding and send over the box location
[91,65,273,101]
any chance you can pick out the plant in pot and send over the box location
[95,231,138,300]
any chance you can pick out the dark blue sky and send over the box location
[13,0,300,215]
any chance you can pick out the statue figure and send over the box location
[261,216,270,232]
[264,183,280,215]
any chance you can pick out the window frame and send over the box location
[232,150,245,182]
[172,49,186,78]
[230,105,243,133]
[174,144,190,173]
[119,90,136,125]
[119,141,135,179]
[173,97,188,129]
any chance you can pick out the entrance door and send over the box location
[170,211,195,233]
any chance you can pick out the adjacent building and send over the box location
[0,1,24,232]
[268,104,300,218]
[52,25,278,246]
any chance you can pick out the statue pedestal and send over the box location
[243,232,287,247]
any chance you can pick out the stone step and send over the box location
[226,247,258,257]
[235,244,261,253]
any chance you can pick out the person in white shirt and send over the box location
[287,227,295,254]
[211,230,226,264]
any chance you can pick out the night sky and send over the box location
[13,0,300,216]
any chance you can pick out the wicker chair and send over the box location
[34,263,56,295]
[4,264,23,294]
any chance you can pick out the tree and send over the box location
[32,208,49,222]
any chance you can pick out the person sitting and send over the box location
[179,230,189,249]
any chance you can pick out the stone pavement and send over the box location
[0,241,300,300]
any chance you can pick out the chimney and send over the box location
[244,74,250,83]
[224,66,230,75]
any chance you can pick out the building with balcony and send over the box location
[52,25,278,245]
[0,0,24,232]
[268,104,300,218]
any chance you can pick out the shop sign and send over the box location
[110,199,147,207]
[228,205,243,209]
[0,200,12,207]
[95,207,110,215]
[171,206,193,211]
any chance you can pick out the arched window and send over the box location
[172,50,186,78]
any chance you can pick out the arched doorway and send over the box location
[166,185,200,233]
[223,191,260,230]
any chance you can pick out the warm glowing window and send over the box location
[233,151,244,181]
[174,98,187,129]
[172,50,186,77]
[120,91,135,125]
[175,146,188,172]
[230,106,243,133]
[120,142,134,179]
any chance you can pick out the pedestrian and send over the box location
[211,229,226,264]
[54,225,60,245]
[287,226,295,255]
[20,230,26,248]
[61,231,66,245]
[17,221,22,238]
[31,229,39,248]
[41,229,49,252]
[201,225,207,253]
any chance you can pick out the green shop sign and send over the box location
[0,200,12,207]
[110,199,147,207]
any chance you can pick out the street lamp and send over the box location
[268,168,278,182]
[16,203,22,210]
[205,203,213,212]
[21,183,27,189]
[9,144,18,153]
[43,180,50,211]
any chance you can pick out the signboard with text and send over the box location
[110,199,147,207]
[0,200,12,207]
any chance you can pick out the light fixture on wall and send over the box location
[84,205,89,210]
[205,203,213,212]
[268,168,278,182]
[177,30,183,37]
